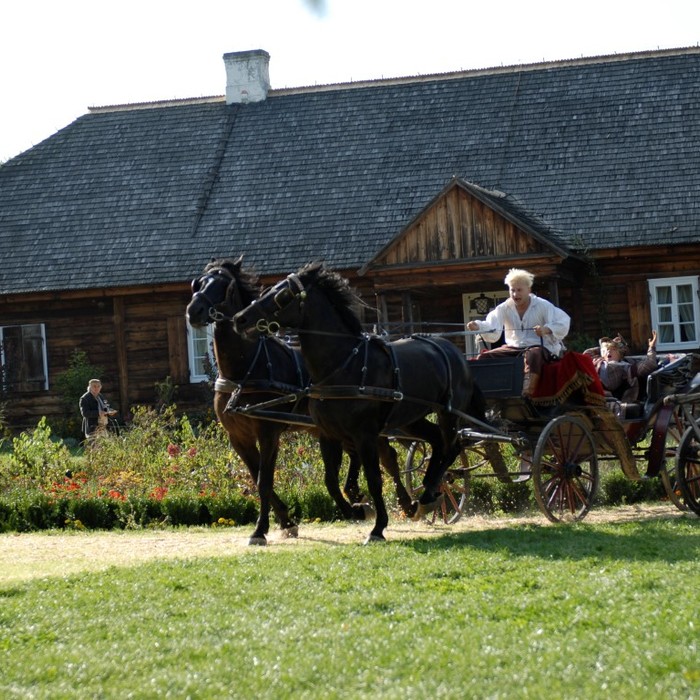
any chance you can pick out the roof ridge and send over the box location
[88,45,700,114]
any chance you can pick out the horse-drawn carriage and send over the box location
[407,349,700,525]
[187,257,700,544]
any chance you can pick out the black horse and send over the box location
[186,258,413,545]
[233,261,486,542]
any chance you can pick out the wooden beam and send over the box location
[113,297,129,414]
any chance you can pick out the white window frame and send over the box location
[187,323,216,382]
[648,276,700,351]
[0,322,49,392]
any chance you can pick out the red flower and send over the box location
[107,489,126,501]
[150,486,168,501]
[167,444,181,457]
[187,447,197,458]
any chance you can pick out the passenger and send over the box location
[584,331,658,401]
[466,268,571,397]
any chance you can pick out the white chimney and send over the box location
[223,50,270,104]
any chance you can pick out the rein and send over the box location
[218,334,308,414]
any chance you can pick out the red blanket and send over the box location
[532,352,606,406]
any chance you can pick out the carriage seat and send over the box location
[468,355,525,398]
[607,353,700,422]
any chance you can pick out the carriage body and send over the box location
[448,351,700,523]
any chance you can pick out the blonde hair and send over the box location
[504,268,535,289]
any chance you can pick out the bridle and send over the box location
[252,273,307,335]
[191,268,244,323]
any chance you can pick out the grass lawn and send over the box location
[1,508,699,699]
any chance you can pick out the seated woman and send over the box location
[467,268,571,396]
[583,331,658,401]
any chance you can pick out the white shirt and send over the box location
[472,294,570,356]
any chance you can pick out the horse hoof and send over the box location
[351,503,373,520]
[248,535,267,546]
[281,525,299,539]
[411,494,444,521]
[355,502,376,519]
[363,534,386,545]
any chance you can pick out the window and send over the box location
[0,323,49,392]
[648,276,700,351]
[187,323,216,382]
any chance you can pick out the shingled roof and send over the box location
[2,47,699,295]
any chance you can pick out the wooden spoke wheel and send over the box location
[532,415,599,523]
[660,403,700,511]
[676,426,700,516]
[404,441,471,524]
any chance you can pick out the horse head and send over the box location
[186,256,260,327]
[234,261,364,337]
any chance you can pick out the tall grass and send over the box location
[0,517,699,698]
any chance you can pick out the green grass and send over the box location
[1,518,699,698]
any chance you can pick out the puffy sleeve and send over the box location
[543,303,570,341]
[471,304,506,343]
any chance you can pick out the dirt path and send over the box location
[0,504,690,586]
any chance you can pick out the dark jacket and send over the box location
[79,391,103,436]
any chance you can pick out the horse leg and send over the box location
[257,438,299,542]
[377,437,416,518]
[343,449,364,504]
[319,436,366,520]
[230,439,295,546]
[358,439,389,543]
[404,419,448,518]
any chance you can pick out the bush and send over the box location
[599,468,665,505]
[0,407,675,533]
[52,350,104,438]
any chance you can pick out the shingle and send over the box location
[1,49,699,294]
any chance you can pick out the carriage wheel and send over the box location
[659,404,699,511]
[532,415,599,523]
[404,441,470,525]
[676,426,700,516]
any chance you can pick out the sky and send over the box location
[2,0,699,162]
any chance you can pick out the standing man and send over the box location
[79,378,116,443]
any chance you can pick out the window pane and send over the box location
[658,307,672,323]
[1,323,47,392]
[658,325,675,343]
[655,286,672,304]
[680,322,697,343]
[677,284,693,304]
[189,326,215,379]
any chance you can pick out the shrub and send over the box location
[0,406,676,533]
[600,468,665,505]
[8,417,72,490]
[52,350,104,438]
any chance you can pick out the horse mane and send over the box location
[204,257,261,306]
[299,261,366,336]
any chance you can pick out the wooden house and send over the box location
[1,47,699,427]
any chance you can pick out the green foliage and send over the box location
[53,349,103,408]
[600,467,665,505]
[565,332,598,353]
[52,350,104,437]
[0,407,678,533]
[7,417,72,490]
[154,375,178,409]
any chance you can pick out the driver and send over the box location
[467,268,571,397]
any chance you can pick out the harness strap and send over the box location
[410,334,455,412]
